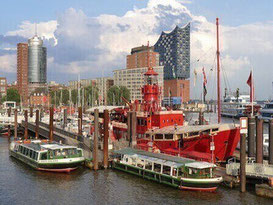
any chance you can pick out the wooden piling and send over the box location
[240,133,246,193]
[49,107,54,142]
[93,109,99,171]
[269,119,273,165]
[35,109,39,139]
[199,110,204,125]
[256,118,263,164]
[24,110,28,140]
[78,107,82,136]
[30,106,33,118]
[8,107,11,138]
[103,110,109,169]
[63,109,67,129]
[14,109,17,140]
[131,111,137,147]
[127,111,131,142]
[248,116,255,158]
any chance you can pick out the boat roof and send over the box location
[145,124,237,135]
[19,140,78,151]
[113,148,194,166]
[113,148,216,168]
[185,162,216,169]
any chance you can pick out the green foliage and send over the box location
[107,86,130,105]
[2,88,20,103]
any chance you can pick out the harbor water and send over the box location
[0,115,272,205]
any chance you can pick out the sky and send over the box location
[0,0,272,100]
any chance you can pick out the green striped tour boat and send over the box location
[111,148,223,191]
[9,139,85,173]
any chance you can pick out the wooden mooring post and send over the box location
[78,107,82,136]
[14,109,17,140]
[103,109,109,169]
[63,109,67,129]
[7,107,11,138]
[24,110,28,140]
[35,109,39,139]
[93,109,99,171]
[240,132,246,193]
[248,116,255,157]
[256,118,263,164]
[49,107,54,142]
[269,119,273,165]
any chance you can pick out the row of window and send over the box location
[18,145,39,160]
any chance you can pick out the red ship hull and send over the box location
[136,126,240,162]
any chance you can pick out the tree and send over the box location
[1,88,21,103]
[107,86,130,105]
[84,85,98,106]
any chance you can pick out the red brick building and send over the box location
[164,79,190,103]
[17,43,29,106]
[30,93,50,107]
[126,45,159,69]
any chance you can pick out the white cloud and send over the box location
[6,20,58,45]
[1,0,273,99]
[0,54,16,73]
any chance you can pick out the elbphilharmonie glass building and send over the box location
[154,23,190,80]
[28,35,47,84]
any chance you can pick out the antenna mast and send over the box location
[216,18,221,123]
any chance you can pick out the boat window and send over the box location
[29,150,33,158]
[34,152,38,160]
[201,129,210,135]
[154,163,161,173]
[155,134,163,140]
[62,149,69,158]
[172,168,177,177]
[145,161,153,170]
[25,148,29,156]
[137,159,145,168]
[163,165,171,175]
[188,132,199,137]
[40,152,47,160]
[178,168,184,177]
[165,134,173,140]
[49,150,54,159]
[211,128,218,132]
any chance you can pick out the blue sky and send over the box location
[0,0,272,99]
[1,0,272,33]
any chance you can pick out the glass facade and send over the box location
[28,36,47,83]
[154,23,190,80]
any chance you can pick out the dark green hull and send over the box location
[10,150,84,172]
[112,161,221,191]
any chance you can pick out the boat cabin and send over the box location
[14,141,83,161]
[113,149,216,179]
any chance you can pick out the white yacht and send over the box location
[259,101,273,122]
[221,95,252,118]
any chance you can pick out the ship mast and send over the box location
[216,18,221,123]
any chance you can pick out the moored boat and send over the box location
[9,139,85,172]
[111,148,223,192]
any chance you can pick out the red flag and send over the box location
[247,71,254,102]
[202,67,207,101]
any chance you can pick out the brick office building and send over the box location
[126,45,159,69]
[17,43,29,106]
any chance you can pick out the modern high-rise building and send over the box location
[28,35,47,84]
[126,45,159,69]
[17,43,29,106]
[154,23,190,103]
[154,23,190,80]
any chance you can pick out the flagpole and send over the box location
[251,67,254,116]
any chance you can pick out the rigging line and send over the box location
[190,46,215,67]
[220,55,232,93]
